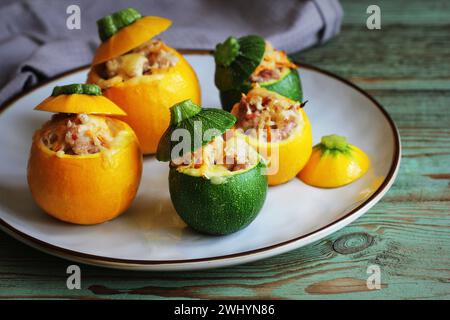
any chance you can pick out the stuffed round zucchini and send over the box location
[87,7,201,154]
[28,84,143,225]
[231,87,312,186]
[157,100,268,235]
[214,35,302,111]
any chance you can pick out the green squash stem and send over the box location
[97,7,142,42]
[51,84,102,97]
[318,134,352,156]
[215,37,240,67]
[170,100,202,125]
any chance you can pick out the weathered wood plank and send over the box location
[371,90,450,128]
[0,201,448,299]
[294,25,450,90]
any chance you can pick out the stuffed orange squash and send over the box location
[231,87,312,186]
[28,84,143,225]
[87,8,201,154]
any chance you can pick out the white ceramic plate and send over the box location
[0,54,400,271]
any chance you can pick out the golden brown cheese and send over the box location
[171,134,260,179]
[40,114,117,155]
[94,39,178,89]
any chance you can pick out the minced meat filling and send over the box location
[41,114,115,155]
[235,89,302,142]
[171,134,259,176]
[96,39,178,89]
[133,39,178,70]
[249,41,297,83]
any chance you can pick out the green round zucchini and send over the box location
[169,162,268,235]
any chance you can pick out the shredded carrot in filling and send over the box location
[250,41,297,83]
[235,88,302,142]
[40,113,116,155]
[94,39,179,89]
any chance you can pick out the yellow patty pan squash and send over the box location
[299,134,370,188]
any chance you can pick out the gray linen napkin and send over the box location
[0,0,342,106]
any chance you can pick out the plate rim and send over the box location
[0,52,401,268]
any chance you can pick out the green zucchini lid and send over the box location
[97,7,142,42]
[156,100,236,162]
[214,35,266,91]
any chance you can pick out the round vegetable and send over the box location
[215,35,302,111]
[28,119,142,224]
[27,85,142,225]
[231,87,312,186]
[298,134,370,188]
[169,162,267,235]
[158,100,268,235]
[88,9,201,155]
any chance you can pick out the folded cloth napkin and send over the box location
[0,0,342,106]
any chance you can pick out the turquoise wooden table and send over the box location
[1,0,449,299]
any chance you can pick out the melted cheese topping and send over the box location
[94,39,178,89]
[106,53,148,80]
[40,114,124,156]
[171,134,260,180]
[235,87,303,142]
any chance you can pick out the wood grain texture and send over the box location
[0,0,449,300]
